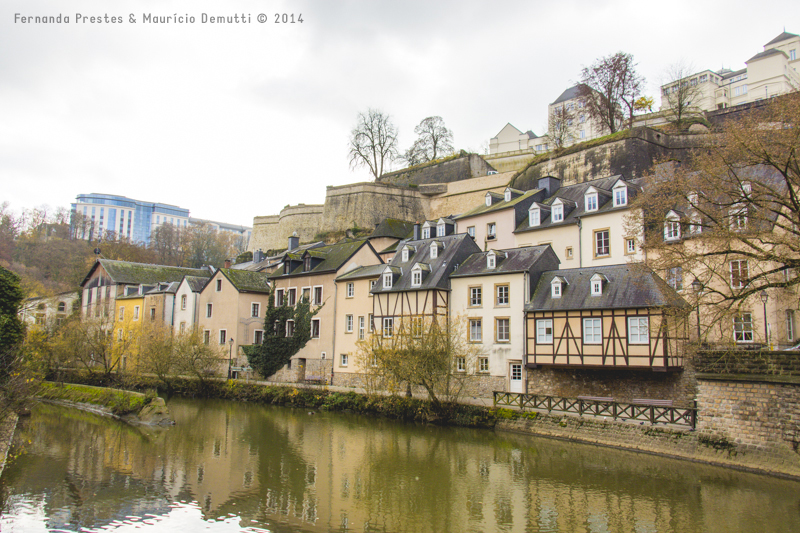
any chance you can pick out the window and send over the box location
[529,208,540,226]
[345,314,354,333]
[134,306,140,320]
[469,319,482,342]
[470,286,482,307]
[585,192,598,212]
[478,357,489,373]
[251,303,260,317]
[551,280,562,298]
[430,243,438,259]
[401,248,409,262]
[254,330,264,344]
[368,313,374,332]
[787,310,795,342]
[583,318,602,344]
[667,267,683,291]
[594,229,610,257]
[537,319,553,344]
[311,319,320,339]
[340,353,349,367]
[346,282,354,298]
[467,226,475,237]
[369,280,376,292]
[119,307,125,321]
[181,295,187,310]
[628,317,649,344]
[203,330,210,344]
[664,217,681,241]
[455,357,466,372]
[287,288,297,306]
[496,285,509,306]
[383,317,394,338]
[487,223,496,239]
[730,207,747,231]
[216,279,222,292]
[504,189,511,202]
[206,303,212,318]
[411,316,424,338]
[219,330,227,344]
[485,195,492,207]
[149,308,156,321]
[303,256,312,272]
[487,254,495,268]
[552,204,563,222]
[437,223,445,237]
[302,287,311,303]
[566,247,573,259]
[179,322,186,334]
[422,226,430,239]
[276,289,284,306]
[625,238,636,255]
[730,260,749,288]
[286,320,295,337]
[614,186,627,207]
[313,286,323,305]
[733,313,753,343]
[383,271,393,289]
[358,316,365,340]
[791,49,797,61]
[591,279,602,296]
[496,318,510,343]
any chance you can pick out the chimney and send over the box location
[254,249,264,263]
[224,259,231,269]
[288,231,299,251]
[413,222,420,240]
[537,176,562,198]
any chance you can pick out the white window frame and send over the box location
[383,317,394,338]
[496,285,509,306]
[667,267,683,291]
[730,260,748,289]
[470,286,482,307]
[455,356,466,372]
[437,223,445,237]
[585,192,598,212]
[613,185,627,207]
[311,318,320,339]
[286,320,295,338]
[595,230,610,257]
[383,271,393,289]
[181,295,187,310]
[358,316,365,340]
[628,317,649,344]
[583,318,602,344]
[119,306,125,321]
[664,216,681,241]
[495,318,510,343]
[478,357,489,373]
[430,243,438,259]
[206,303,212,318]
[133,306,140,320]
[529,208,540,227]
[485,194,492,207]
[287,288,297,306]
[346,282,355,298]
[469,318,482,342]
[340,353,349,367]
[552,204,563,222]
[345,314,354,333]
[536,319,553,344]
[551,280,562,298]
[733,313,753,343]
[313,286,323,305]
[591,280,602,296]
[504,189,512,202]
[276,289,284,306]
[254,329,264,344]
[487,254,496,268]
[401,248,409,262]
[626,238,636,255]
[251,303,260,317]
[203,330,210,345]
[412,269,422,287]
[422,227,430,239]
[219,329,227,345]
[467,226,475,237]
[487,223,496,238]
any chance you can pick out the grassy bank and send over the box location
[37,382,156,417]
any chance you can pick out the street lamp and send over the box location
[692,279,703,342]
[228,337,235,380]
[760,290,769,348]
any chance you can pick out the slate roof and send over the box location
[81,259,211,288]
[269,238,379,279]
[765,31,798,46]
[552,84,584,105]
[145,281,180,295]
[336,264,386,281]
[184,276,209,292]
[218,268,270,293]
[526,265,688,312]
[237,242,326,271]
[515,175,641,234]
[451,245,557,278]
[370,218,415,239]
[747,48,788,63]
[455,189,543,219]
[372,233,481,294]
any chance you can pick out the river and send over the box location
[1,397,798,532]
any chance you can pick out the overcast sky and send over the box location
[1,0,794,227]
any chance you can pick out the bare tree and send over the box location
[547,104,576,149]
[403,116,454,165]
[579,52,644,133]
[348,108,399,179]
[661,61,706,131]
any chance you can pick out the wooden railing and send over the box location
[493,391,697,429]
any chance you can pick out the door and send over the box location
[509,362,524,393]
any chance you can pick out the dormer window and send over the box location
[437,223,445,237]
[504,189,511,202]
[551,278,563,298]
[730,206,747,231]
[430,242,438,259]
[664,211,681,241]
[485,193,492,207]
[585,191,598,212]
[689,212,702,235]
[590,273,606,296]
[412,269,422,287]
[487,253,496,269]
[552,203,564,222]
[383,271,393,289]
[401,247,409,262]
[529,207,540,227]
[422,227,430,239]
[613,184,627,207]
[303,256,312,272]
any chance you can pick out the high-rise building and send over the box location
[71,193,192,245]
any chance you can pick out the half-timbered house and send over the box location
[525,265,688,371]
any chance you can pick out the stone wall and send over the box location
[427,173,513,219]
[525,363,698,406]
[377,153,495,187]
[248,204,323,253]
[320,182,427,234]
[248,215,279,253]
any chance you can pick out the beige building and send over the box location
[660,31,800,112]
[513,175,645,267]
[19,291,79,327]
[268,238,383,382]
[449,246,560,393]
[172,276,209,334]
[197,268,271,377]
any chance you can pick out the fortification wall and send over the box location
[378,153,495,186]
[427,172,513,219]
[248,215,279,253]
[320,182,427,233]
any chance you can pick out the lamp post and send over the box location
[760,290,769,348]
[692,279,703,342]
[228,337,234,380]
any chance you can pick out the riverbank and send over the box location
[0,413,18,478]
[51,370,800,480]
[37,382,174,426]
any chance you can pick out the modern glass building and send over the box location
[71,193,191,245]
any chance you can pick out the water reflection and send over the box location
[2,398,799,532]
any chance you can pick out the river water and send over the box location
[1,397,798,532]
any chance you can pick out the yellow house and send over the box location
[114,290,145,372]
